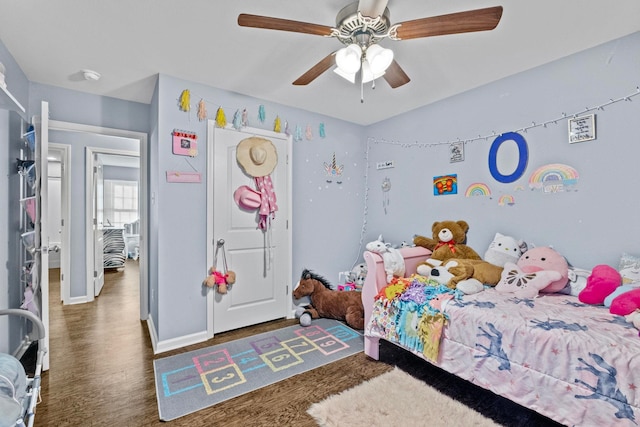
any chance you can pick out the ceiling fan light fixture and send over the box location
[361,59,385,83]
[333,67,357,83]
[365,44,394,74]
[335,43,362,74]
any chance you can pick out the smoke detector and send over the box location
[82,69,101,81]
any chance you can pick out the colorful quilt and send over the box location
[367,286,640,426]
[366,275,461,361]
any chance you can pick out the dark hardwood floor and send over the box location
[35,261,561,426]
[37,261,393,426]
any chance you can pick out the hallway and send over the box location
[40,260,158,425]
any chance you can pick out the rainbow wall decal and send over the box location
[498,194,515,206]
[465,183,492,197]
[529,163,579,193]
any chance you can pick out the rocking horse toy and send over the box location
[292,269,365,330]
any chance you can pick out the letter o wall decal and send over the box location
[488,132,529,183]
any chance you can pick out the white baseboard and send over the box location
[146,315,158,353]
[146,315,208,355]
[154,330,209,355]
[67,296,89,305]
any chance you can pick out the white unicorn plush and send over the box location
[365,235,406,283]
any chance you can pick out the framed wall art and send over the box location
[568,114,596,143]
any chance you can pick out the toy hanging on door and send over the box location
[203,239,236,294]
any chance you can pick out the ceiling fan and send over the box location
[238,0,503,96]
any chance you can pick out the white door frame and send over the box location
[48,120,149,319]
[48,143,71,304]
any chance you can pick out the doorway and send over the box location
[47,120,149,318]
[47,143,70,304]
[87,149,140,298]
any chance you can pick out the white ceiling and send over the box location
[1,1,638,126]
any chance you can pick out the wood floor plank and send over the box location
[38,261,392,426]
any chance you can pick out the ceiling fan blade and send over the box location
[238,14,334,36]
[357,0,389,18]
[383,60,410,88]
[394,6,503,40]
[293,52,337,85]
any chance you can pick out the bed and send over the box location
[362,246,640,426]
[0,309,46,427]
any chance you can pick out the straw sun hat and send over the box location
[236,137,277,177]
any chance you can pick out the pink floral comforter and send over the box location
[366,286,640,426]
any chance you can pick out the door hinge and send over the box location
[61,219,64,226]
[93,166,97,173]
[94,271,98,278]
[286,285,289,295]
[61,273,64,281]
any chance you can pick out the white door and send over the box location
[92,155,105,296]
[33,101,50,371]
[207,125,292,335]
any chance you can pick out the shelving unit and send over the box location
[16,118,40,340]
[0,84,26,115]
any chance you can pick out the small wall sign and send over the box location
[172,129,198,156]
[568,114,596,143]
[449,142,464,163]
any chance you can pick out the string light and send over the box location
[350,140,371,270]
[367,86,639,149]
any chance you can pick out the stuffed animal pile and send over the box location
[413,220,505,294]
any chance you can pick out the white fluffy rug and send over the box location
[307,368,500,427]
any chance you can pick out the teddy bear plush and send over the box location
[203,267,236,294]
[413,220,481,264]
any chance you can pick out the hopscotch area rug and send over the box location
[153,319,363,421]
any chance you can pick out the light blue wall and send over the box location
[29,84,149,134]
[152,74,365,341]
[365,31,640,270]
